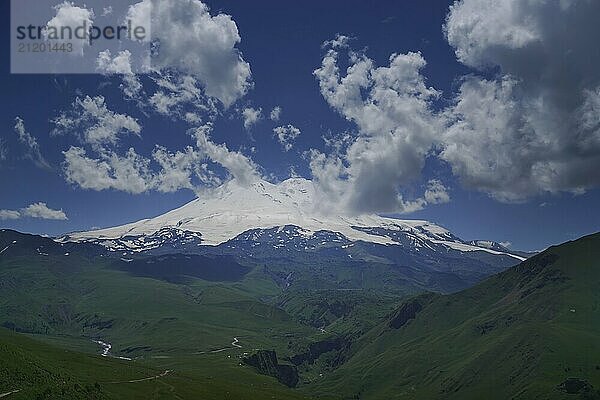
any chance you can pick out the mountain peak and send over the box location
[63,179,524,261]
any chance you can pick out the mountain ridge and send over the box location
[59,178,527,261]
[306,232,600,399]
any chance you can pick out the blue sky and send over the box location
[1,0,599,251]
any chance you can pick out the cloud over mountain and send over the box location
[442,0,600,201]
[312,42,443,213]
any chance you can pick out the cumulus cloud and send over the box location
[96,50,134,75]
[62,145,214,195]
[126,0,252,107]
[46,1,94,56]
[192,124,261,186]
[152,145,221,192]
[61,126,256,194]
[0,210,20,220]
[21,202,68,220]
[273,124,301,151]
[96,50,145,99]
[53,90,256,194]
[14,117,51,169]
[53,96,141,147]
[242,107,262,129]
[323,34,351,49]
[424,179,451,205]
[148,74,217,122]
[0,203,67,220]
[310,1,600,211]
[63,146,152,194]
[312,43,443,213]
[442,0,600,201]
[63,146,200,194]
[270,106,282,121]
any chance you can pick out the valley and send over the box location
[1,226,599,399]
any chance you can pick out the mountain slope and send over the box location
[0,327,160,399]
[0,231,323,399]
[0,327,318,400]
[56,179,528,294]
[62,178,525,262]
[306,233,600,399]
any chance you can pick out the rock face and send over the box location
[290,337,351,369]
[557,377,594,395]
[388,297,427,329]
[242,350,299,388]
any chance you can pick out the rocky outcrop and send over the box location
[388,298,423,329]
[557,377,594,395]
[243,350,299,388]
[290,337,351,368]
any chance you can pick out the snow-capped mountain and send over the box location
[61,178,526,262]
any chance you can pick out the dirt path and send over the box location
[108,370,172,384]
[194,337,243,354]
[0,390,21,398]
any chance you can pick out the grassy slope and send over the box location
[307,233,600,399]
[0,251,314,354]
[0,327,319,400]
[0,247,323,398]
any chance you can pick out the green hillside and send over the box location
[0,230,325,398]
[0,326,163,400]
[307,233,600,399]
[1,229,598,399]
[0,326,321,399]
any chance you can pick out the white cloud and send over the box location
[96,50,134,74]
[323,34,351,49]
[309,1,600,210]
[0,210,20,220]
[192,124,261,186]
[424,179,450,205]
[184,112,202,125]
[148,74,216,121]
[126,0,252,107]
[62,140,231,194]
[273,124,301,151]
[14,117,51,169]
[270,106,282,121]
[54,90,259,194]
[46,1,94,57]
[442,0,600,201]
[121,74,144,100]
[21,202,68,220]
[444,0,540,68]
[53,96,141,147]
[152,145,218,192]
[96,50,144,100]
[313,44,443,213]
[63,146,152,194]
[0,203,67,220]
[242,107,262,129]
